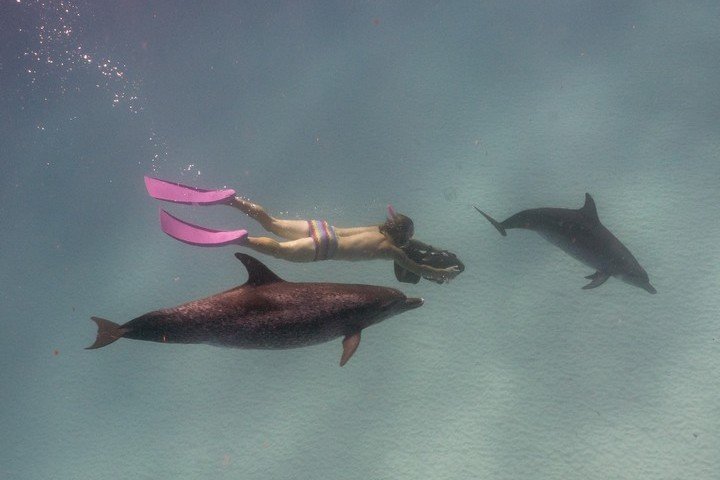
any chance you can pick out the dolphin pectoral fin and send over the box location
[340,331,361,367]
[582,271,609,289]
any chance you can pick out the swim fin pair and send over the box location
[144,176,248,247]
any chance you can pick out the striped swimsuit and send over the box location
[307,220,339,261]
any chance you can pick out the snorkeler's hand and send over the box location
[432,265,461,283]
[446,265,461,277]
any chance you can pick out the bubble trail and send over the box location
[17,0,170,170]
[20,0,142,113]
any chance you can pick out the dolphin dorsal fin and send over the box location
[235,253,285,286]
[580,193,600,223]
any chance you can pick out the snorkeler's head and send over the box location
[380,209,414,247]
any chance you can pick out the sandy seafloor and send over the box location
[1,2,719,479]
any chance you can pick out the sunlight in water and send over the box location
[21,0,142,113]
[18,0,170,171]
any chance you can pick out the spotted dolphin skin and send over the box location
[475,194,656,294]
[87,253,423,366]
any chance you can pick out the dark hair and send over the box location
[379,213,414,247]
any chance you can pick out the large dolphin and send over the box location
[87,253,424,366]
[475,193,656,294]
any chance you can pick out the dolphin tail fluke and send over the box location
[474,206,507,236]
[86,317,127,349]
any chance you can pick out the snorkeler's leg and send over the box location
[230,197,311,240]
[245,236,317,262]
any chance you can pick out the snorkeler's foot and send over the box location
[144,176,236,205]
[159,209,248,247]
[229,196,274,224]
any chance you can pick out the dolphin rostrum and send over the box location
[87,253,424,366]
[475,193,656,294]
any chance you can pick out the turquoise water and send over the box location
[2,2,719,479]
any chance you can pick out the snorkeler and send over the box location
[145,176,462,284]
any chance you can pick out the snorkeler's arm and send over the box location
[389,246,459,283]
[407,238,432,250]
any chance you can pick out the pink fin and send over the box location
[144,176,236,205]
[340,331,361,367]
[160,209,248,247]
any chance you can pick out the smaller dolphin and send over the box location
[475,194,656,294]
[88,253,424,366]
